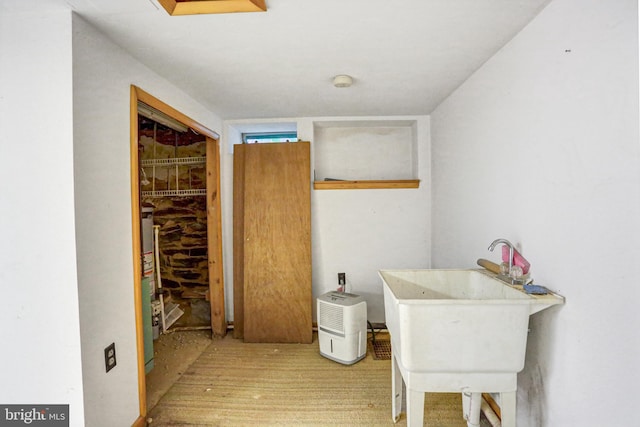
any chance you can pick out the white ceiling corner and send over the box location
[5,0,552,119]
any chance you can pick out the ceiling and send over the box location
[4,0,551,119]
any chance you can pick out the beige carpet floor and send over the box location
[146,330,214,410]
[147,333,490,426]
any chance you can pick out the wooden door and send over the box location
[234,142,312,343]
[232,144,246,339]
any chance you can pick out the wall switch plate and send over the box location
[338,272,346,285]
[104,343,116,372]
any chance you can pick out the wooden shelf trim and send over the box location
[158,0,266,16]
[313,179,420,190]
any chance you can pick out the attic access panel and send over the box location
[158,0,267,15]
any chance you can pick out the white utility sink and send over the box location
[379,269,564,427]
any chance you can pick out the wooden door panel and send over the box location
[232,144,246,339]
[241,142,312,343]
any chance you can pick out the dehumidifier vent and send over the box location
[317,291,367,365]
[319,302,343,333]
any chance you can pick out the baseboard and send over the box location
[131,415,147,427]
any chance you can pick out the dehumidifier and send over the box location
[317,291,367,365]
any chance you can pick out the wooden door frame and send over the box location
[129,85,226,424]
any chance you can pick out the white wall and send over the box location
[314,125,415,181]
[0,10,85,425]
[72,15,222,426]
[223,116,431,322]
[430,0,639,425]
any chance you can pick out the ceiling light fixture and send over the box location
[333,75,353,88]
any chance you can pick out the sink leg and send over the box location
[406,388,425,427]
[500,391,517,427]
[461,392,470,419]
[391,351,403,422]
[462,392,482,427]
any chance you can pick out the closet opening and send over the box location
[130,86,225,421]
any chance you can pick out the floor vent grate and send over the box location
[369,339,392,360]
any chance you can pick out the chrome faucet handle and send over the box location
[488,238,515,271]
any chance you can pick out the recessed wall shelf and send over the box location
[312,119,419,190]
[313,179,420,190]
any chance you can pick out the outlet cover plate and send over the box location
[338,272,346,285]
[104,343,116,373]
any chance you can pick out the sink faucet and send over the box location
[488,238,515,275]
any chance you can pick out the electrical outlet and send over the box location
[104,343,116,373]
[338,272,346,285]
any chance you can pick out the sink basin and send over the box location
[379,269,564,427]
[380,269,562,373]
